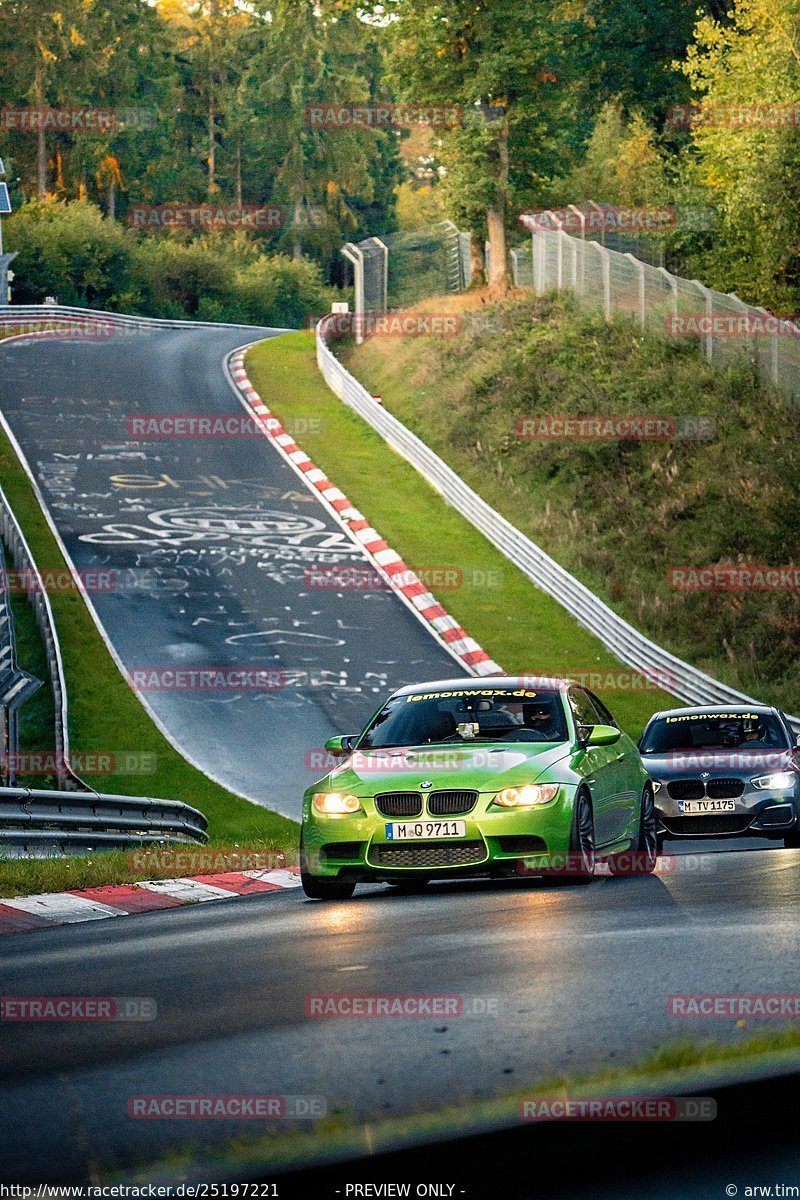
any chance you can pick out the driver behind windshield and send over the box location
[359,689,568,749]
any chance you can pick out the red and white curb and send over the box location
[0,869,301,936]
[227,349,501,677]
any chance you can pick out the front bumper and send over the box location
[301,788,577,881]
[655,788,799,839]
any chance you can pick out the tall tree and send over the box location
[383,0,573,292]
[680,0,800,308]
[259,0,396,260]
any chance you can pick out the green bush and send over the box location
[6,200,134,308]
[343,294,800,714]
[6,200,337,327]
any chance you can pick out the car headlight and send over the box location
[494,784,559,808]
[751,772,795,791]
[651,780,662,793]
[312,792,363,815]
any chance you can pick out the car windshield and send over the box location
[358,687,569,749]
[640,711,788,753]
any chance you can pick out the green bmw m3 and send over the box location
[300,676,657,899]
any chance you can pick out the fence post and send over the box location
[596,243,612,320]
[458,231,472,289]
[586,201,606,245]
[724,292,754,367]
[625,253,646,330]
[374,237,388,312]
[567,205,586,294]
[341,242,365,345]
[692,280,714,362]
[656,266,679,329]
[551,215,565,289]
[533,232,545,294]
[758,307,782,386]
[568,236,578,293]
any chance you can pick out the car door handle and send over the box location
[615,753,625,762]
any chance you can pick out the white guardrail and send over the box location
[0,484,82,789]
[0,303,289,333]
[316,319,800,735]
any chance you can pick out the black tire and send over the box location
[608,784,658,876]
[784,827,800,849]
[551,790,596,885]
[300,869,356,900]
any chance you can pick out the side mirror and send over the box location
[587,724,621,747]
[324,734,357,756]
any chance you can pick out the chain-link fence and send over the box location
[510,244,533,288]
[523,208,800,405]
[341,220,469,342]
[521,203,667,267]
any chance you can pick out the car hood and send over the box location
[324,742,573,794]
[642,748,795,779]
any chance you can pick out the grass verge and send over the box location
[340,291,800,715]
[0,420,298,898]
[246,332,677,737]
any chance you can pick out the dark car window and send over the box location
[586,690,618,727]
[779,713,799,746]
[640,711,790,753]
[358,687,568,749]
[568,688,603,736]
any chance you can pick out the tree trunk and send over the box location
[108,180,116,221]
[469,238,486,288]
[486,110,509,295]
[37,127,47,199]
[208,92,216,197]
[34,61,47,198]
[208,0,219,198]
[292,201,304,259]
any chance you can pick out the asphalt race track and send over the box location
[0,323,466,813]
[2,321,799,1189]
[1,847,798,1181]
